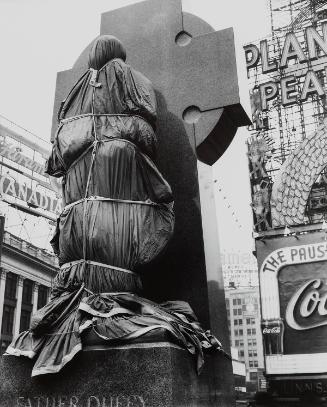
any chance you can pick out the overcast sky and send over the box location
[0,0,271,257]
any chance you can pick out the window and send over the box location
[239,319,243,325]
[20,309,31,332]
[2,304,15,335]
[37,286,49,309]
[233,309,237,316]
[234,319,238,326]
[235,340,239,346]
[237,308,242,315]
[254,361,258,367]
[233,299,237,305]
[237,299,242,305]
[22,279,33,305]
[247,329,251,335]
[239,329,243,336]
[247,328,256,336]
[225,299,229,308]
[248,350,253,357]
[252,328,256,335]
[249,361,254,368]
[246,318,250,325]
[253,351,257,357]
[250,372,257,381]
[234,330,238,336]
[239,340,244,347]
[239,350,244,357]
[253,340,257,347]
[5,273,17,300]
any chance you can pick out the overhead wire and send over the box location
[213,179,243,229]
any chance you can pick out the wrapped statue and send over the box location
[6,35,222,376]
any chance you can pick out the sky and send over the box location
[0,0,271,258]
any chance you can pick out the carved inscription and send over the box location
[16,395,145,407]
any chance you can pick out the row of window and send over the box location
[234,318,256,326]
[1,273,49,340]
[238,350,259,367]
[3,273,48,307]
[234,328,256,336]
[226,297,259,307]
[237,350,258,359]
[233,308,242,316]
[248,339,257,347]
[235,339,257,348]
[246,318,256,325]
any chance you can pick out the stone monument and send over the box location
[0,1,250,406]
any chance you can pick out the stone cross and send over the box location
[51,0,250,350]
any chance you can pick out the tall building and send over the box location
[225,286,264,393]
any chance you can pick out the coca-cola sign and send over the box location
[286,279,327,330]
[261,319,284,355]
[262,327,281,334]
[257,232,327,373]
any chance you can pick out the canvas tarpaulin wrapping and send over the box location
[6,36,223,375]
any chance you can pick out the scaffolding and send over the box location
[246,0,327,230]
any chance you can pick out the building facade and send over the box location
[0,116,60,354]
[0,230,58,354]
[225,286,264,393]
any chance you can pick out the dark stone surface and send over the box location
[0,346,234,407]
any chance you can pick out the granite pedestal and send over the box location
[0,344,233,407]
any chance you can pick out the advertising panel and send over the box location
[245,21,327,232]
[256,229,327,375]
[0,118,62,219]
[0,174,61,215]
[245,23,327,112]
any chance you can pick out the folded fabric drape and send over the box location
[6,36,224,376]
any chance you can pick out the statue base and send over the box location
[0,343,234,407]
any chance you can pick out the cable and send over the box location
[214,179,243,229]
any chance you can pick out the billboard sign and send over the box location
[257,230,327,375]
[0,174,61,215]
[244,23,327,111]
[0,140,45,176]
